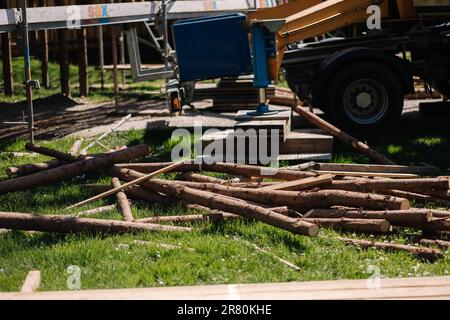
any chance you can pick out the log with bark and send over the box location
[136,211,239,224]
[258,174,333,191]
[117,162,316,180]
[301,218,391,233]
[312,163,440,176]
[106,166,320,237]
[304,209,432,228]
[0,211,192,234]
[6,159,62,176]
[419,239,450,250]
[381,190,450,208]
[332,236,443,261]
[83,184,172,207]
[167,181,410,210]
[0,144,150,195]
[323,178,449,194]
[25,143,78,163]
[111,177,134,222]
[292,106,396,165]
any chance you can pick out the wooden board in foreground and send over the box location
[2,276,450,300]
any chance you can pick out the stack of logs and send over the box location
[0,142,449,261]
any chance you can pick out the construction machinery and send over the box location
[168,0,450,129]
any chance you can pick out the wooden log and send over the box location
[259,174,332,191]
[40,0,49,89]
[168,181,410,210]
[304,209,432,228]
[78,27,89,97]
[111,178,134,222]
[424,218,450,232]
[57,24,70,96]
[314,170,418,179]
[419,239,450,250]
[20,271,41,293]
[25,143,77,163]
[69,139,83,156]
[0,211,192,234]
[381,190,450,208]
[82,184,173,207]
[313,163,440,176]
[6,160,61,176]
[323,178,449,194]
[285,161,316,171]
[333,236,443,261]
[136,212,239,224]
[0,144,150,195]
[177,172,226,184]
[117,162,316,180]
[66,161,185,209]
[293,106,395,165]
[106,166,319,237]
[302,218,391,233]
[76,204,116,217]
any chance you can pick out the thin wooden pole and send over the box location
[57,0,70,96]
[40,0,49,89]
[111,25,119,110]
[98,26,105,90]
[66,161,186,209]
[78,27,89,97]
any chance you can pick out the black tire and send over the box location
[324,62,404,130]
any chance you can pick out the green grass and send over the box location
[0,57,165,104]
[0,128,449,292]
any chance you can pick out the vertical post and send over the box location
[112,25,119,110]
[119,31,125,87]
[20,0,35,143]
[1,0,13,96]
[57,0,70,96]
[98,26,104,90]
[78,27,89,96]
[40,0,49,88]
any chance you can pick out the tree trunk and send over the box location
[323,178,449,193]
[177,172,227,184]
[136,212,239,224]
[334,236,443,261]
[25,143,77,162]
[302,218,391,233]
[106,166,319,237]
[293,106,395,165]
[111,178,134,221]
[6,160,62,176]
[0,211,192,234]
[419,238,450,250]
[117,162,316,180]
[304,209,432,228]
[166,181,410,210]
[0,144,149,195]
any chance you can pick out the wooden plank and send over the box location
[20,271,41,293]
[280,129,333,154]
[314,163,439,176]
[3,276,450,300]
[314,170,419,179]
[259,174,332,191]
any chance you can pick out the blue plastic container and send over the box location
[172,13,253,82]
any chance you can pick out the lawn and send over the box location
[0,124,449,292]
[0,57,449,293]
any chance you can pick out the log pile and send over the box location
[1,143,450,261]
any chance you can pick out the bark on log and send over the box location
[178,172,227,184]
[259,174,333,191]
[69,139,83,156]
[423,218,450,232]
[381,190,450,207]
[112,178,134,222]
[117,162,316,180]
[293,106,396,165]
[333,236,443,261]
[106,166,319,237]
[304,209,432,228]
[6,159,62,176]
[323,178,449,193]
[25,143,77,163]
[301,218,391,233]
[0,144,150,195]
[76,204,116,217]
[136,212,239,224]
[313,163,440,176]
[167,181,409,210]
[0,211,192,234]
[419,239,450,250]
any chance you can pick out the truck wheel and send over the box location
[325,62,404,130]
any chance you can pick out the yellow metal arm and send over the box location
[247,0,418,82]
